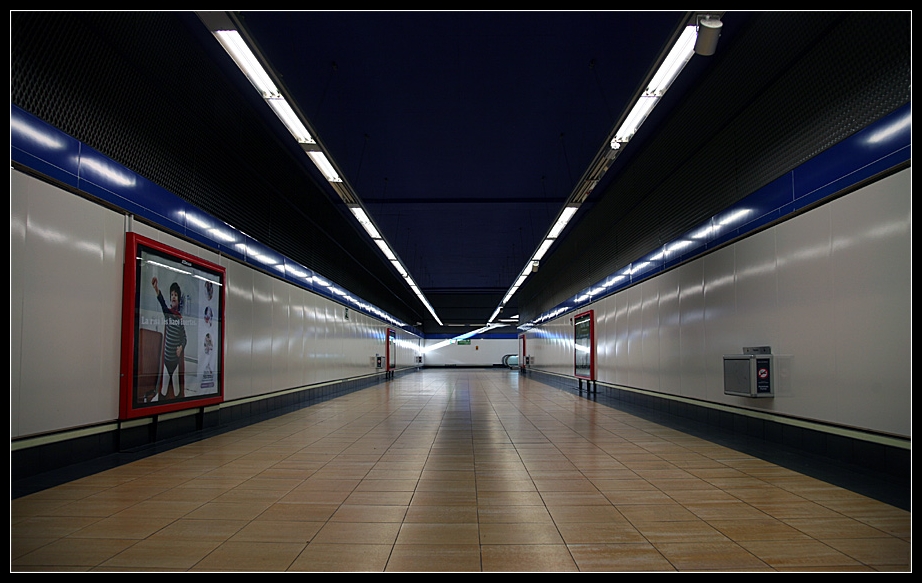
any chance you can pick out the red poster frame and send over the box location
[119,232,226,419]
[518,334,527,371]
[573,309,595,381]
[386,328,396,371]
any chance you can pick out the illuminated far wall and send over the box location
[422,338,518,367]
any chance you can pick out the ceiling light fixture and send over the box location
[694,15,723,56]
[490,12,725,325]
[197,11,442,329]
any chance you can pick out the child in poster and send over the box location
[152,276,187,400]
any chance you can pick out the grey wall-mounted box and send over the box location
[723,348,774,398]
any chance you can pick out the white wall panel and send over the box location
[302,295,319,386]
[224,260,254,398]
[11,171,27,437]
[289,290,307,386]
[775,203,835,420]
[612,290,628,386]
[830,170,911,436]
[624,284,644,388]
[595,297,615,382]
[730,229,780,412]
[677,261,707,397]
[271,278,293,390]
[13,172,124,437]
[640,278,662,392]
[248,269,275,397]
[657,270,681,395]
[701,246,738,402]
[734,229,780,352]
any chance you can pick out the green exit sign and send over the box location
[457,339,471,345]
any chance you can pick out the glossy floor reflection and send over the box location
[11,369,911,571]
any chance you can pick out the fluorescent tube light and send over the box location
[307,151,342,183]
[614,95,657,144]
[349,207,380,239]
[613,26,696,146]
[267,98,314,144]
[647,26,697,95]
[213,30,279,97]
[548,206,578,238]
[374,239,397,261]
[532,239,555,262]
[391,260,408,277]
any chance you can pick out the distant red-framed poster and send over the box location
[386,328,396,371]
[119,232,225,419]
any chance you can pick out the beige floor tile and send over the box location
[480,544,578,571]
[707,518,812,542]
[821,536,912,569]
[477,505,553,524]
[737,539,864,569]
[331,504,408,522]
[479,523,565,545]
[149,518,248,541]
[228,520,324,543]
[189,540,306,571]
[631,519,730,543]
[345,490,414,505]
[311,521,401,545]
[603,489,675,505]
[653,541,771,571]
[11,515,102,540]
[386,544,482,571]
[12,537,138,568]
[540,491,612,506]
[616,503,699,523]
[100,538,222,570]
[475,491,545,506]
[355,479,424,492]
[67,514,176,540]
[567,543,676,571]
[546,504,625,524]
[410,490,478,506]
[404,504,478,523]
[185,501,274,521]
[555,521,646,545]
[395,522,480,545]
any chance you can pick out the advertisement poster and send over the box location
[120,233,225,419]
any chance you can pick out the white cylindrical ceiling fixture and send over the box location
[695,18,722,56]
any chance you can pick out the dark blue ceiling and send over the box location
[234,11,696,296]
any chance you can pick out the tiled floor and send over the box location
[11,370,911,571]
